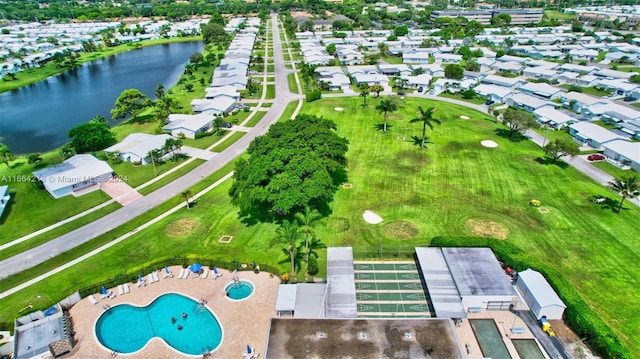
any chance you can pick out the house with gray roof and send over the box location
[595,78,639,97]
[163,113,214,139]
[522,66,559,81]
[560,92,609,115]
[0,185,10,219]
[519,82,565,99]
[602,140,640,172]
[481,74,527,88]
[190,97,236,115]
[534,107,577,129]
[568,122,628,149]
[505,93,557,113]
[473,84,514,103]
[104,133,172,165]
[32,155,114,199]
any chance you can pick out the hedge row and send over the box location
[430,236,631,359]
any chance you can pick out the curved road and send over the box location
[0,13,301,280]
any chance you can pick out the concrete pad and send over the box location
[181,146,216,160]
[101,179,142,206]
[363,210,383,224]
[481,140,499,148]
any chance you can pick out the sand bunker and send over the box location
[363,210,383,224]
[460,115,470,120]
[334,107,344,112]
[481,140,499,148]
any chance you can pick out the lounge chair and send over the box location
[163,268,173,279]
[200,268,208,279]
[178,268,186,279]
[118,285,124,295]
[148,273,155,284]
[183,270,190,279]
[152,271,159,282]
[136,279,146,288]
[88,295,99,305]
[100,290,113,300]
[123,283,130,294]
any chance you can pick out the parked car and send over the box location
[417,87,424,93]
[587,154,605,161]
[221,122,233,128]
[623,96,636,102]
[485,100,495,105]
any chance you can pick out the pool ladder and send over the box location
[194,303,207,314]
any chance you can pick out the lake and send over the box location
[0,41,204,154]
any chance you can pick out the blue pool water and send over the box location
[95,293,222,355]
[225,280,254,300]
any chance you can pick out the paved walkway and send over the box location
[100,179,143,206]
[180,146,216,160]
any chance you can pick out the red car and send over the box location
[587,154,605,161]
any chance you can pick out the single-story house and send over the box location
[602,140,640,172]
[505,93,557,113]
[568,122,628,149]
[351,73,389,86]
[378,64,412,77]
[522,66,558,81]
[402,51,431,64]
[600,105,640,124]
[0,185,10,219]
[594,68,634,80]
[438,53,463,64]
[533,107,577,129]
[403,74,432,89]
[204,85,241,101]
[432,78,476,94]
[559,92,609,115]
[519,82,565,99]
[489,61,525,74]
[410,64,445,77]
[191,97,236,115]
[104,133,172,165]
[320,73,351,91]
[473,84,514,103]
[163,113,214,139]
[618,120,640,139]
[595,78,639,97]
[33,154,114,199]
[346,65,378,76]
[481,75,527,89]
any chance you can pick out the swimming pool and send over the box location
[95,293,222,356]
[225,280,254,301]
[469,319,512,359]
[512,339,545,359]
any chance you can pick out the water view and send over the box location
[0,41,204,154]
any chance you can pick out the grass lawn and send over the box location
[137,159,205,196]
[438,92,486,105]
[591,160,636,180]
[609,65,640,73]
[559,84,611,97]
[181,132,228,149]
[111,119,160,141]
[287,73,299,94]
[545,10,575,21]
[2,97,638,355]
[244,111,267,128]
[108,155,193,188]
[531,127,573,144]
[381,56,403,64]
[211,132,247,152]
[0,153,112,245]
[266,84,276,99]
[592,120,619,130]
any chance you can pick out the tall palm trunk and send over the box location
[421,122,427,149]
[305,226,310,262]
[383,113,388,132]
[289,244,295,274]
[618,196,626,213]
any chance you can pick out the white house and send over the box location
[505,93,557,113]
[33,154,114,199]
[568,122,628,149]
[191,97,236,115]
[403,74,432,89]
[602,140,640,172]
[163,113,214,139]
[481,75,527,89]
[473,84,514,103]
[559,92,608,115]
[515,269,566,320]
[519,82,565,99]
[522,66,558,81]
[204,85,241,101]
[534,107,577,129]
[0,185,10,219]
[104,133,172,165]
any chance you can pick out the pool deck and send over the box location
[453,311,551,359]
[67,267,279,359]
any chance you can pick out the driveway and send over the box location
[180,146,216,161]
[100,179,143,206]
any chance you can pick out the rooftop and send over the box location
[442,247,516,297]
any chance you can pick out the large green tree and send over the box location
[444,63,464,80]
[376,98,398,132]
[608,175,640,214]
[202,23,227,44]
[543,139,580,164]
[111,89,151,121]
[502,108,539,138]
[68,120,115,153]
[229,114,348,221]
[410,106,440,149]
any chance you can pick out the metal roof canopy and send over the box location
[294,283,327,318]
[325,247,357,318]
[275,284,297,313]
[415,247,467,319]
[442,247,516,296]
[517,269,566,309]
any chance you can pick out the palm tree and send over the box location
[28,153,42,165]
[182,190,192,209]
[273,220,301,274]
[377,42,389,56]
[155,84,165,100]
[409,106,440,149]
[0,143,13,168]
[608,175,640,214]
[147,149,161,176]
[295,206,322,263]
[376,98,399,132]
[360,88,370,107]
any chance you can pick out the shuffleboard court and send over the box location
[354,261,432,318]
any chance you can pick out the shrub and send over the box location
[307,256,319,275]
[306,90,322,102]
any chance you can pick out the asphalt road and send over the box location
[0,13,298,280]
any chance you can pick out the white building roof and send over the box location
[603,140,640,163]
[104,133,171,158]
[33,154,113,192]
[164,113,213,132]
[517,269,566,309]
[443,247,516,296]
[474,84,514,99]
[534,107,575,125]
[569,122,627,143]
[519,82,564,97]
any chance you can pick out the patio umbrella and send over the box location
[247,345,252,354]
[165,265,171,274]
[101,286,107,295]
[138,274,143,282]
[213,267,218,275]
[189,263,202,273]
